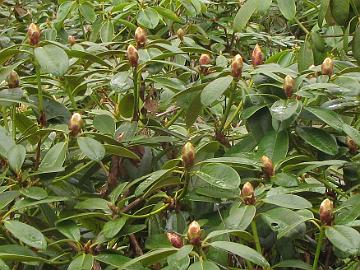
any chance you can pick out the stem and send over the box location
[312,226,325,270]
[2,107,9,130]
[99,161,109,177]
[220,81,236,131]
[223,100,243,130]
[11,106,16,141]
[34,56,44,114]
[53,161,96,183]
[119,203,170,219]
[132,66,139,121]
[165,108,184,128]
[251,220,262,254]
[295,17,310,35]
[177,171,190,200]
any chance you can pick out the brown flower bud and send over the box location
[241,182,256,205]
[251,44,263,67]
[346,137,358,154]
[187,220,201,245]
[7,70,20,88]
[166,232,183,248]
[127,44,139,67]
[319,198,334,225]
[231,54,243,78]
[283,75,295,98]
[321,57,334,77]
[27,23,41,46]
[199,54,211,66]
[68,113,84,136]
[135,27,147,48]
[261,155,274,178]
[68,35,76,46]
[177,28,185,41]
[182,142,195,169]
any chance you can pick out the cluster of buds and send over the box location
[241,182,256,205]
[187,220,202,246]
[321,57,334,77]
[177,28,185,41]
[68,35,76,46]
[7,70,20,88]
[283,75,295,98]
[199,54,211,75]
[27,22,41,46]
[251,44,263,67]
[231,54,243,79]
[319,198,334,225]
[127,44,139,67]
[346,137,358,154]
[182,142,195,169]
[135,27,147,48]
[261,155,274,179]
[166,232,183,248]
[68,112,84,136]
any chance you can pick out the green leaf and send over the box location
[135,169,171,196]
[325,225,360,255]
[209,241,269,267]
[200,76,233,106]
[273,259,312,269]
[257,130,289,164]
[137,8,160,29]
[57,1,73,22]
[102,216,128,238]
[100,20,114,42]
[4,221,47,250]
[0,191,19,210]
[79,2,96,23]
[305,107,343,131]
[104,144,139,160]
[331,0,350,26]
[298,39,314,72]
[0,245,44,262]
[153,6,181,22]
[75,198,110,210]
[56,221,81,241]
[67,254,94,270]
[296,127,338,155]
[225,205,256,230]
[233,0,258,32]
[20,187,48,200]
[0,126,15,158]
[277,0,296,20]
[34,45,69,76]
[318,0,330,27]
[77,137,105,162]
[38,142,67,173]
[121,248,178,268]
[7,144,26,174]
[262,194,312,209]
[188,261,220,270]
[270,99,301,122]
[196,163,241,190]
[93,114,115,135]
[0,259,10,270]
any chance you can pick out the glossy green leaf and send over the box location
[277,0,296,20]
[20,187,48,200]
[233,0,258,32]
[298,39,314,72]
[79,2,96,23]
[77,137,105,162]
[38,142,67,173]
[34,45,69,76]
[56,221,81,241]
[67,254,94,270]
[263,194,312,209]
[93,114,115,135]
[305,107,343,131]
[225,205,256,230]
[100,20,114,42]
[200,75,233,106]
[257,130,289,164]
[7,144,26,174]
[325,225,360,255]
[102,216,128,238]
[296,127,338,155]
[4,221,47,250]
[137,8,159,29]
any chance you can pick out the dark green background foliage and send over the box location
[0,0,360,269]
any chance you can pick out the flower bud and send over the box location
[283,75,295,98]
[7,70,20,88]
[68,112,84,136]
[261,155,274,178]
[127,44,139,67]
[187,221,201,245]
[321,57,334,77]
[231,54,243,78]
[346,137,358,154]
[166,232,183,248]
[27,23,41,46]
[251,44,263,67]
[199,54,211,66]
[135,27,147,48]
[68,35,76,46]
[319,198,333,225]
[182,142,195,169]
[177,28,185,41]
[241,182,255,205]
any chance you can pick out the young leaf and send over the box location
[34,45,69,76]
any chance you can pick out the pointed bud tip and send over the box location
[68,35,76,45]
[7,70,20,88]
[252,44,263,67]
[283,75,295,98]
[199,54,211,66]
[127,44,139,67]
[177,28,185,40]
[261,155,274,178]
[187,220,201,240]
[321,57,334,76]
[231,54,243,78]
[27,23,41,46]
[182,142,195,168]
[135,27,147,47]
[167,232,183,248]
[319,198,334,225]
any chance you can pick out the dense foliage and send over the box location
[1,0,360,269]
